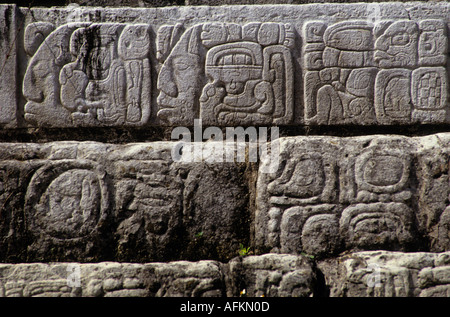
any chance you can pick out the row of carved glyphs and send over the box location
[256,136,450,257]
[0,137,447,261]
[22,19,449,127]
[304,20,449,125]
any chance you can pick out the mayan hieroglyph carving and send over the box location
[255,138,341,257]
[24,159,111,261]
[303,19,449,125]
[23,23,151,127]
[226,254,317,297]
[325,251,450,297]
[255,135,447,257]
[114,159,184,261]
[0,141,251,262]
[156,22,294,126]
[339,137,418,251]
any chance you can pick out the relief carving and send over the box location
[339,140,416,251]
[304,19,449,125]
[23,23,151,127]
[256,139,340,256]
[114,160,183,262]
[157,22,294,126]
[24,160,110,260]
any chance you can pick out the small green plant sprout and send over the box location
[239,243,251,256]
[301,252,315,260]
[194,231,204,239]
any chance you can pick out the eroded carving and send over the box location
[331,251,450,297]
[114,160,183,262]
[24,160,110,260]
[227,254,317,297]
[339,139,417,251]
[23,23,151,127]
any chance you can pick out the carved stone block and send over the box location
[304,18,449,126]
[146,261,224,297]
[416,134,450,252]
[256,134,450,257]
[319,251,450,297]
[157,22,294,126]
[23,23,151,127]
[226,253,317,297]
[0,261,224,297]
[255,137,341,256]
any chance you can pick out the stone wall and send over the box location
[0,2,449,297]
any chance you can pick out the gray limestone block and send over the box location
[225,253,317,297]
[255,133,450,258]
[338,135,419,252]
[110,142,252,262]
[0,5,18,128]
[255,136,342,257]
[146,260,225,297]
[303,17,449,125]
[0,261,223,297]
[318,251,450,297]
[415,133,450,252]
[22,22,152,128]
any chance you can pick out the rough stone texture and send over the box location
[0,261,224,297]
[0,134,447,265]
[256,133,450,258]
[0,141,250,263]
[225,253,317,297]
[1,251,448,297]
[0,5,17,128]
[319,251,450,297]
[0,254,317,297]
[0,3,449,128]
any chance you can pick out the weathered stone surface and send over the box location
[256,133,450,257]
[23,22,152,127]
[0,255,317,297]
[0,261,223,297]
[1,252,447,297]
[319,251,450,297]
[416,134,450,252]
[0,141,250,262]
[157,22,295,126]
[0,1,449,299]
[0,5,17,128]
[226,253,317,297]
[0,3,449,128]
[146,260,224,297]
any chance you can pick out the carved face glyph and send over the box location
[205,42,264,95]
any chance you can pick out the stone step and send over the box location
[0,2,449,128]
[0,251,448,297]
[0,133,448,262]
